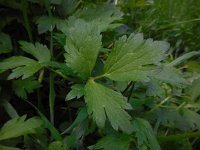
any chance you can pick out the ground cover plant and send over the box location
[0,0,200,149]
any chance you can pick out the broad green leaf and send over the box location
[63,18,102,79]
[84,79,133,133]
[65,84,84,101]
[90,133,131,150]
[0,32,12,54]
[188,78,200,101]
[133,118,161,150]
[48,141,65,150]
[19,41,51,62]
[0,145,20,150]
[74,3,123,31]
[104,33,169,81]
[12,77,41,99]
[0,56,42,79]
[0,115,43,141]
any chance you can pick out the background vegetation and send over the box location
[0,0,200,149]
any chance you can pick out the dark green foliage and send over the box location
[0,0,200,149]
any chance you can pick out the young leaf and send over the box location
[12,77,41,99]
[19,41,51,63]
[63,18,102,79]
[74,3,123,31]
[104,33,169,82]
[133,118,161,150]
[84,79,133,133]
[0,115,43,141]
[65,84,84,101]
[91,133,131,150]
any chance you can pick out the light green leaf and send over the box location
[66,84,84,101]
[0,145,21,150]
[74,3,123,31]
[84,79,133,133]
[63,18,102,79]
[90,133,131,150]
[0,32,12,54]
[133,118,161,150]
[104,33,169,82]
[19,41,51,62]
[0,115,43,141]
[0,56,36,70]
[0,56,42,79]
[12,77,41,99]
[48,141,65,150]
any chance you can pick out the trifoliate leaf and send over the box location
[133,118,161,150]
[0,32,12,54]
[0,115,43,141]
[63,18,102,79]
[90,133,131,150]
[74,3,123,31]
[19,41,51,62]
[0,56,42,79]
[66,84,84,101]
[12,77,41,99]
[104,33,169,82]
[84,79,133,133]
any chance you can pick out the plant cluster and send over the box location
[0,0,200,150]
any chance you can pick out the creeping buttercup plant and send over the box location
[0,0,200,150]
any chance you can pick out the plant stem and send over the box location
[21,0,33,42]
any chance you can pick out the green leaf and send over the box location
[63,18,102,79]
[91,133,131,150]
[65,84,84,101]
[36,16,64,34]
[74,3,123,31]
[0,32,12,54]
[0,145,21,150]
[12,77,41,99]
[48,141,65,150]
[84,79,133,133]
[0,56,42,79]
[133,118,161,150]
[153,66,188,85]
[43,61,74,76]
[19,41,51,62]
[104,33,169,82]
[0,115,43,141]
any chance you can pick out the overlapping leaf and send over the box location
[63,18,102,79]
[104,33,169,81]
[74,3,123,31]
[84,79,133,133]
[133,118,161,150]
